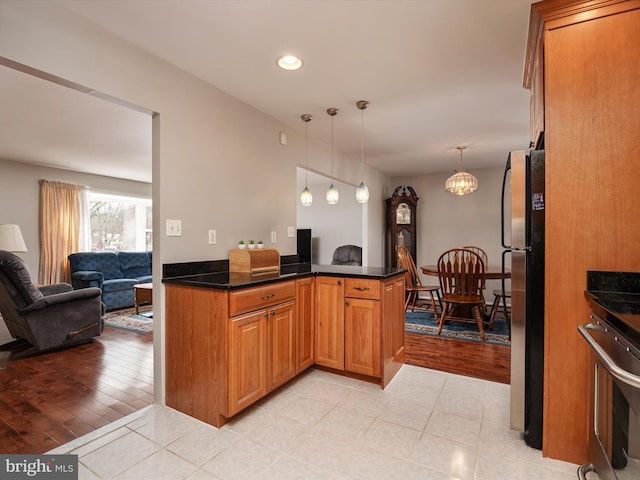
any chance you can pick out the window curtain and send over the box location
[38,180,86,285]
[78,187,91,252]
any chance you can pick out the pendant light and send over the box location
[326,107,339,204]
[355,100,370,203]
[445,146,478,195]
[300,114,313,206]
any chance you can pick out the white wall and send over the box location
[0,2,392,403]
[296,168,364,265]
[392,166,510,296]
[0,158,151,275]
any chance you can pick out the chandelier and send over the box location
[445,146,478,195]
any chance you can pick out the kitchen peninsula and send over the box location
[162,259,406,428]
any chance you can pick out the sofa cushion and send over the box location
[69,252,123,280]
[118,251,152,278]
[101,278,140,293]
[0,250,43,308]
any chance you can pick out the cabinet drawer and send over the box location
[345,278,380,300]
[229,280,295,317]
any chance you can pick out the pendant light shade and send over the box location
[326,108,339,204]
[355,100,370,204]
[445,146,478,195]
[300,114,313,206]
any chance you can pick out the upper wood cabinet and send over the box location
[523,0,640,465]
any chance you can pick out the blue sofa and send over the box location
[68,251,152,310]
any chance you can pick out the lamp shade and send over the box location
[0,224,28,252]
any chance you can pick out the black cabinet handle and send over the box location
[261,294,275,300]
[345,301,350,306]
[337,280,342,286]
[353,287,370,291]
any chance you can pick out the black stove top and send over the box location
[586,271,640,349]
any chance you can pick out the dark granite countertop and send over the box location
[585,271,640,345]
[162,263,406,290]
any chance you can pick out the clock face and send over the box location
[396,203,411,224]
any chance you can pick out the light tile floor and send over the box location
[49,365,586,480]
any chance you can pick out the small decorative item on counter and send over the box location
[238,240,246,249]
[257,240,264,249]
[248,240,256,249]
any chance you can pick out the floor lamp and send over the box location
[0,224,28,253]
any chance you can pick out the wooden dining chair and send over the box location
[488,289,511,329]
[462,246,488,266]
[437,248,487,340]
[397,246,442,315]
[462,245,489,313]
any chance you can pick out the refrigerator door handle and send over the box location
[501,249,511,325]
[501,158,511,249]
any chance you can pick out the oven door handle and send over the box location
[578,323,640,389]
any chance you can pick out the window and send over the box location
[89,192,152,252]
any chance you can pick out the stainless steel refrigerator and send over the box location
[501,149,545,450]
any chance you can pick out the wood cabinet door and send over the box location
[315,276,345,370]
[382,277,405,388]
[267,301,296,391]
[296,277,315,373]
[344,297,381,377]
[228,310,267,417]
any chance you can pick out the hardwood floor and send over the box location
[0,323,153,454]
[405,332,510,384]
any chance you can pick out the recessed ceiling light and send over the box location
[277,55,303,71]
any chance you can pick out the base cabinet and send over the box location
[267,302,296,391]
[345,297,381,377]
[166,272,404,428]
[295,277,315,373]
[228,311,267,416]
[315,275,404,385]
[315,276,345,370]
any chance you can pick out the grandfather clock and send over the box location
[385,185,418,268]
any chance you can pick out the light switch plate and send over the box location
[166,219,182,237]
[271,231,277,243]
[208,229,216,244]
[287,226,295,238]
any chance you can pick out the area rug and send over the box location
[104,307,153,334]
[405,309,510,346]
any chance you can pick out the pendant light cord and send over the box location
[360,108,364,182]
[331,114,334,182]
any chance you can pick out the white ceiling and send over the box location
[0,0,534,184]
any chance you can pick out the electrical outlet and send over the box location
[287,226,295,238]
[166,219,182,237]
[271,231,277,243]
[208,229,216,245]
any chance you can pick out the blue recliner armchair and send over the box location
[68,251,152,310]
[0,250,104,351]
